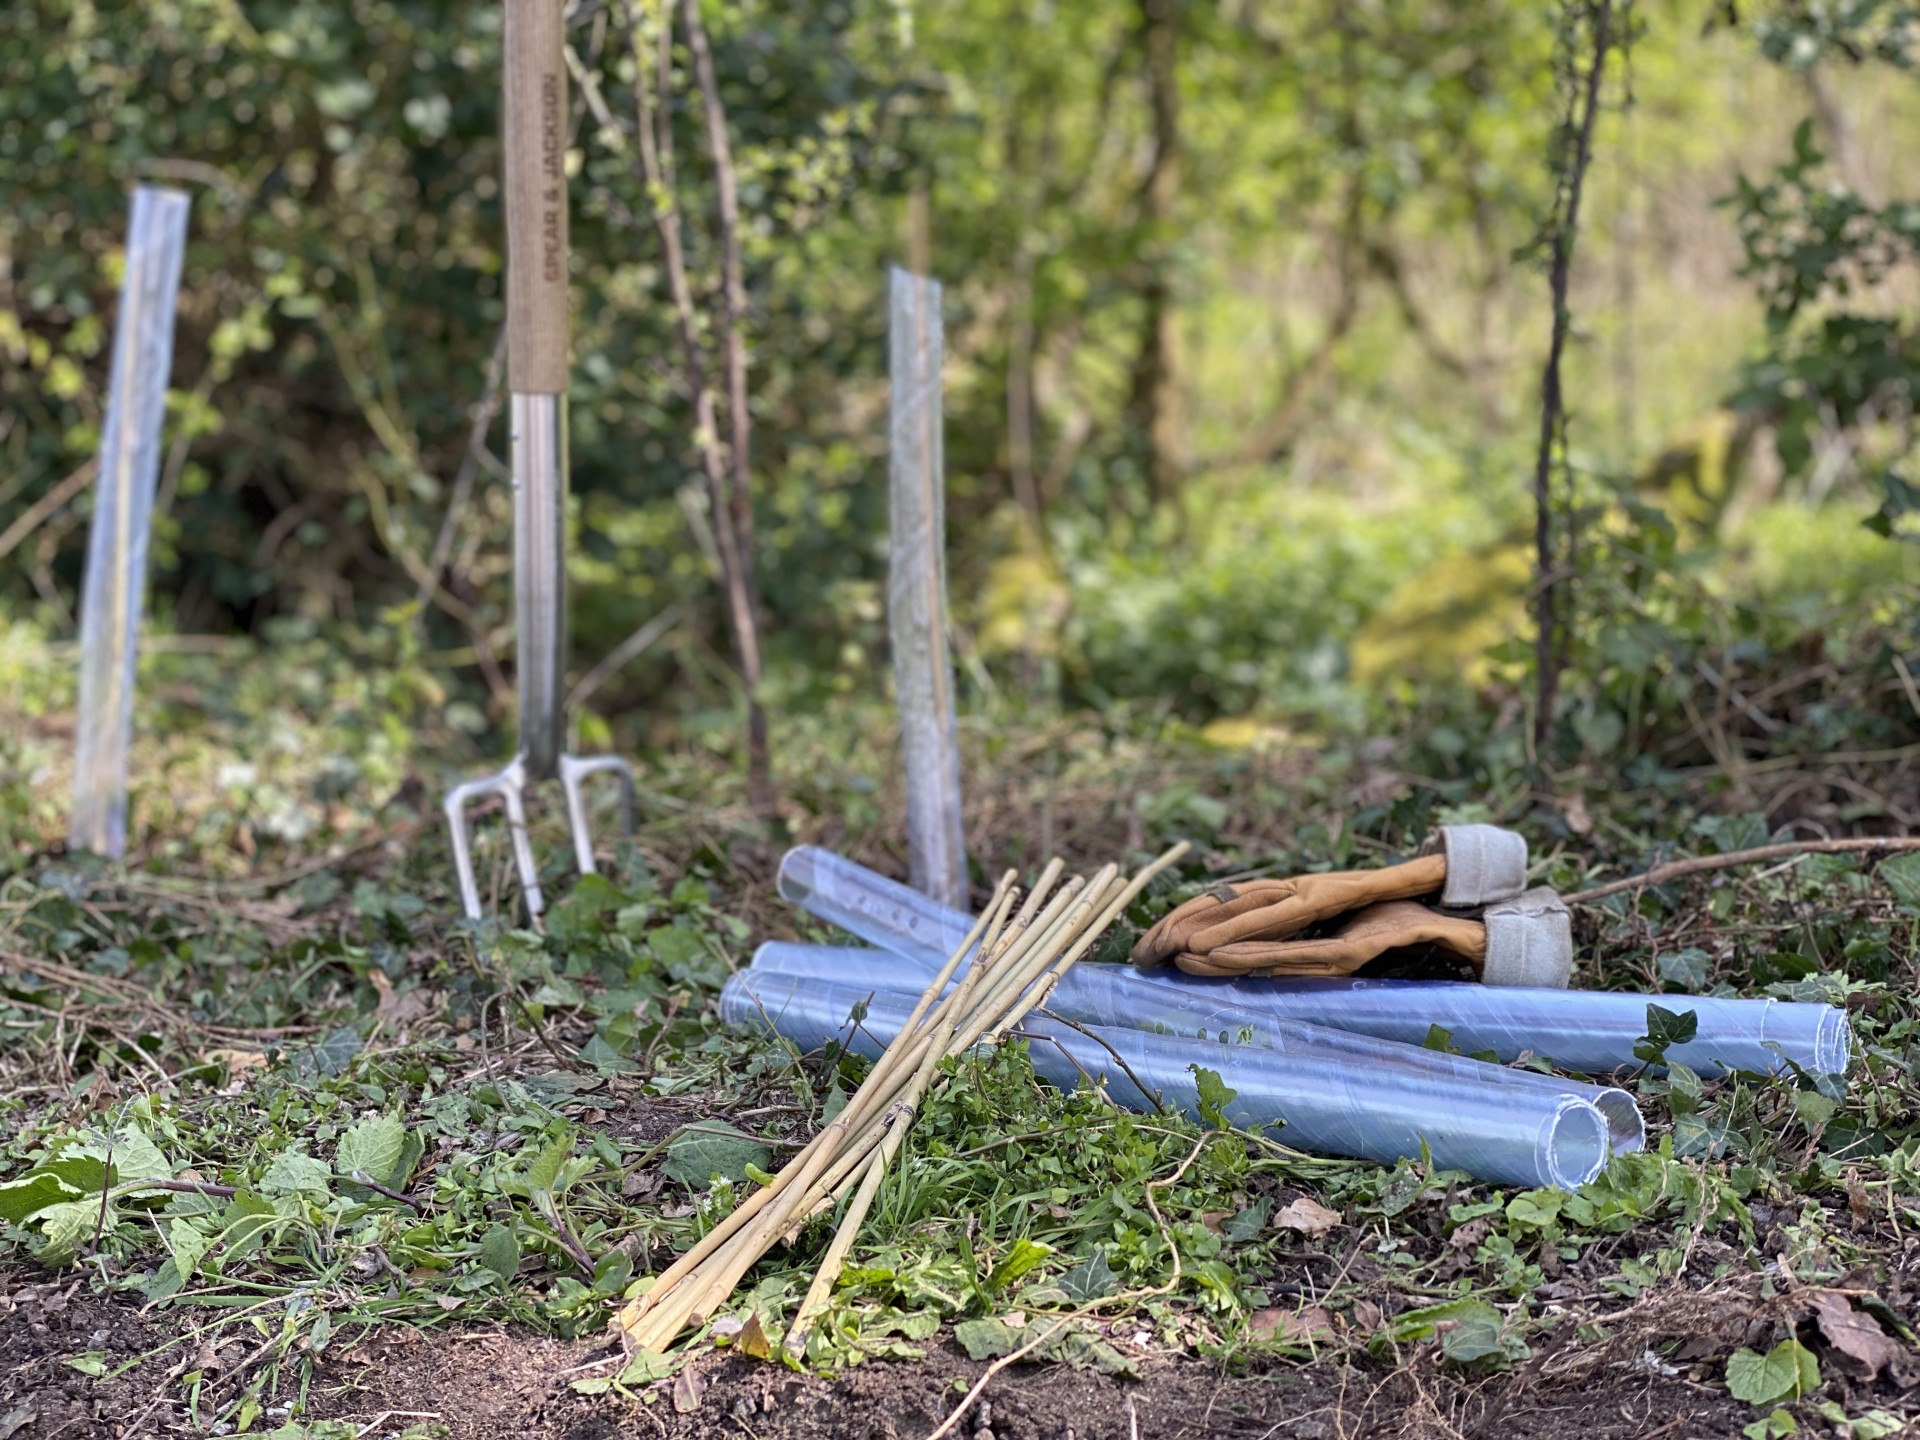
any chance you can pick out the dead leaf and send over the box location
[1200,1210,1234,1234]
[1449,1218,1490,1251]
[736,1313,774,1362]
[1273,1197,1342,1238]
[671,1366,704,1414]
[1352,1300,1384,1334]
[1250,1306,1335,1345]
[369,971,441,1028]
[1810,1292,1905,1379]
[1563,793,1593,836]
[1847,1172,1872,1226]
[203,1048,266,1073]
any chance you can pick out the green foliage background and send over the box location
[2,0,1918,763]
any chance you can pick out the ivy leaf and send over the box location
[1792,1089,1837,1128]
[1222,1197,1272,1242]
[1657,948,1711,992]
[1876,852,1920,908]
[1634,1004,1700,1065]
[1056,1250,1116,1302]
[1727,1339,1821,1407]
[650,924,728,989]
[1191,1065,1237,1129]
[336,1115,407,1189]
[289,1026,362,1080]
[662,1122,771,1190]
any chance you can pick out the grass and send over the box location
[4,631,1920,1439]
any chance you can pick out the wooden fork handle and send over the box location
[503,0,569,394]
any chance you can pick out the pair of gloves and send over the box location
[1131,825,1571,988]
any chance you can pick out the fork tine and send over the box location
[444,757,545,925]
[446,782,491,923]
[558,753,638,876]
[497,758,545,924]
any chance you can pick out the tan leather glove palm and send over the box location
[1131,855,1449,966]
[1129,825,1571,987]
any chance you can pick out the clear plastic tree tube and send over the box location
[751,942,1644,1154]
[723,970,1617,1190]
[778,843,977,964]
[774,845,1852,1078]
[71,186,191,859]
[1140,974,1854,1080]
[887,268,968,907]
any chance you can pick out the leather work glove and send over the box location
[1131,824,1529,969]
[1161,890,1573,988]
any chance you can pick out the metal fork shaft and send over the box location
[512,393,568,781]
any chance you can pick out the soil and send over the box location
[2,1266,1777,1440]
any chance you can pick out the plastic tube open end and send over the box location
[1813,1008,1854,1078]
[1592,1089,1648,1155]
[1542,1099,1611,1190]
[775,847,820,908]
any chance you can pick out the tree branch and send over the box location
[1566,836,1920,904]
[681,0,774,813]
[1532,0,1613,750]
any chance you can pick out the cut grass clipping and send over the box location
[613,843,1190,1355]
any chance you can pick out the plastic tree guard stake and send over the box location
[751,941,1645,1155]
[888,267,967,907]
[775,845,1851,1078]
[723,970,1619,1190]
[70,186,191,859]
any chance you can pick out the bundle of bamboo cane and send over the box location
[612,843,1189,1356]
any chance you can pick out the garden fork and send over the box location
[445,0,636,924]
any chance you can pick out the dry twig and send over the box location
[1566,836,1920,904]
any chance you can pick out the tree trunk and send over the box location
[683,0,775,815]
[1128,0,1182,505]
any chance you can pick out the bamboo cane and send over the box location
[612,885,1009,1337]
[614,845,1190,1355]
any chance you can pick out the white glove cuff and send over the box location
[1432,824,1528,907]
[1480,888,1572,988]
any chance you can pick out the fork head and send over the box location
[445,751,638,925]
